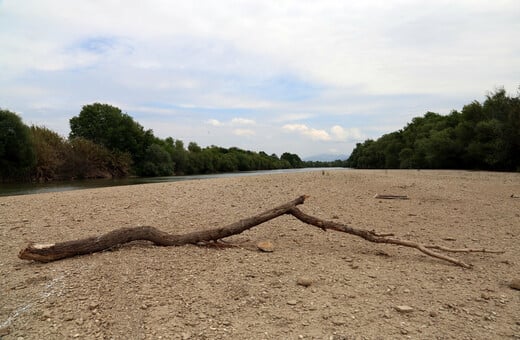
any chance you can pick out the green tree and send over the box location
[280,152,302,168]
[379,132,404,168]
[187,142,202,153]
[466,119,506,169]
[169,139,189,174]
[140,144,175,177]
[347,87,520,171]
[0,109,35,181]
[69,103,152,168]
[398,148,414,168]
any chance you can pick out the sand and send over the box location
[1,169,519,339]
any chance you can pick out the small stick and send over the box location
[374,194,409,200]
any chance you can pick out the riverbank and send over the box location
[0,167,342,197]
[1,170,519,339]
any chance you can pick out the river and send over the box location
[0,168,346,197]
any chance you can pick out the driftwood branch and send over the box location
[374,194,409,200]
[18,195,307,262]
[18,195,503,268]
[287,207,503,268]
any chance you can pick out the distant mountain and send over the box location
[303,154,349,162]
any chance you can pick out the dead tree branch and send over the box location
[18,195,307,262]
[374,194,409,200]
[286,207,505,268]
[18,195,503,267]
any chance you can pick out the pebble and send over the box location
[480,293,491,300]
[287,300,298,306]
[395,305,414,313]
[331,317,346,326]
[297,277,313,287]
[429,311,438,317]
[257,240,274,252]
[508,279,520,290]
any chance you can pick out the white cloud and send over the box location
[330,125,365,141]
[283,124,366,143]
[231,118,256,126]
[1,1,518,158]
[233,128,255,136]
[272,113,314,123]
[206,119,223,126]
[207,117,256,127]
[282,124,331,141]
[3,1,518,94]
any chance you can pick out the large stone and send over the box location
[395,305,414,313]
[257,240,274,252]
[296,277,313,287]
[509,279,520,290]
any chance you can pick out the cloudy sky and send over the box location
[1,1,519,159]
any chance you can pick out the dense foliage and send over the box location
[5,87,516,183]
[0,109,36,181]
[346,89,520,171]
[1,103,341,182]
[70,103,158,176]
[31,126,132,181]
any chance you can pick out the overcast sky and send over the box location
[1,1,519,158]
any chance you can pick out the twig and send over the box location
[287,207,503,269]
[374,194,409,200]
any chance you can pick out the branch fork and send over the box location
[19,195,503,268]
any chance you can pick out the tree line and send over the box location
[0,103,343,182]
[346,88,520,171]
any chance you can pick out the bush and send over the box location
[30,126,69,181]
[67,138,132,179]
[138,144,174,177]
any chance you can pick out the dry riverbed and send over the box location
[1,169,519,339]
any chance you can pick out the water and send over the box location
[0,168,346,197]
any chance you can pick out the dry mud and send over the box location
[1,169,519,339]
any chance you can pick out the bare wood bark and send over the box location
[374,194,409,200]
[18,195,307,262]
[287,207,504,268]
[18,195,503,267]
